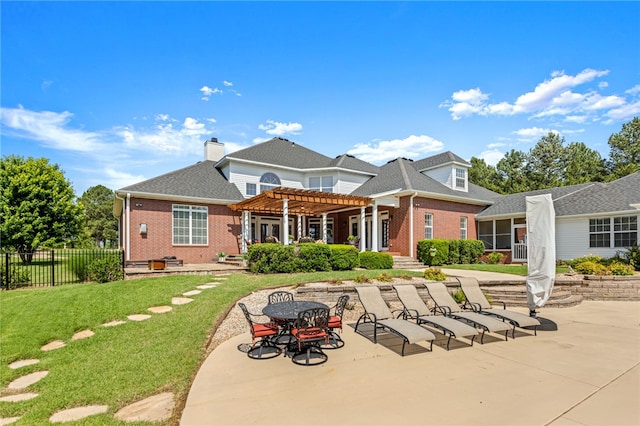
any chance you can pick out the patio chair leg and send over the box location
[446,334,452,351]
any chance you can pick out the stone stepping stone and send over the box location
[72,329,94,340]
[183,290,201,296]
[7,371,48,390]
[0,393,39,402]
[102,320,126,327]
[171,297,193,305]
[8,359,39,369]
[0,416,21,425]
[49,405,108,423]
[115,392,174,422]
[128,314,151,321]
[197,284,218,289]
[41,340,65,351]
[211,276,228,280]
[148,306,172,314]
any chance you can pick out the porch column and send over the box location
[282,199,289,245]
[371,203,379,252]
[297,214,302,241]
[322,213,328,242]
[241,211,250,253]
[359,207,366,252]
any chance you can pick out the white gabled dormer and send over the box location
[452,165,468,192]
[413,151,470,192]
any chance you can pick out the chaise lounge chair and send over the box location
[393,284,479,350]
[355,286,436,356]
[424,282,513,343]
[457,277,540,338]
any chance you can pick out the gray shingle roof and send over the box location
[224,137,333,169]
[328,154,380,174]
[118,160,243,201]
[412,151,470,171]
[476,172,640,218]
[351,157,499,204]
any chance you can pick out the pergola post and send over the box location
[371,203,378,252]
[242,211,250,253]
[297,214,302,241]
[282,199,289,245]
[322,213,328,242]
[360,207,366,252]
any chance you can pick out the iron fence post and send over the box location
[4,252,9,290]
[51,249,55,286]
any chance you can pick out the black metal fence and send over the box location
[1,249,125,290]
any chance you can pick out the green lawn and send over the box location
[0,269,420,425]
[443,263,568,276]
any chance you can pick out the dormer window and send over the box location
[309,176,333,193]
[260,172,281,192]
[454,167,467,191]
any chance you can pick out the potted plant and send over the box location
[217,251,227,262]
[347,235,356,245]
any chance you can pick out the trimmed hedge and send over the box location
[358,251,393,269]
[329,244,360,270]
[417,239,485,265]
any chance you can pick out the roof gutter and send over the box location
[409,192,417,259]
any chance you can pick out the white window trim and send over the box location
[172,204,208,245]
[424,213,433,239]
[460,216,468,240]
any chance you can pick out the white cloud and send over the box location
[626,85,640,95]
[347,134,444,165]
[200,85,222,101]
[0,107,104,152]
[0,106,217,192]
[223,80,233,87]
[439,68,635,125]
[478,149,504,166]
[512,127,558,142]
[252,137,271,144]
[258,120,303,136]
[487,142,506,149]
[603,100,640,123]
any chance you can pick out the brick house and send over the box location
[113,137,639,264]
[113,137,497,263]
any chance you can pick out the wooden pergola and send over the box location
[228,187,371,215]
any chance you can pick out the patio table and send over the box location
[262,301,329,350]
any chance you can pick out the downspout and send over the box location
[125,193,131,261]
[409,192,417,259]
[114,192,125,252]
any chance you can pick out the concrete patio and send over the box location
[181,300,639,426]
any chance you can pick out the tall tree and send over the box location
[469,157,504,193]
[496,149,530,194]
[526,132,567,189]
[79,185,118,248]
[607,117,640,179]
[0,156,83,263]
[564,142,606,185]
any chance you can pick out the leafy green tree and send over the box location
[607,117,640,179]
[526,132,567,189]
[496,149,530,193]
[0,156,83,263]
[564,142,606,185]
[469,157,504,193]
[79,185,118,248]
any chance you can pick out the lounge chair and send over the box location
[457,277,540,337]
[355,286,435,356]
[393,284,479,350]
[424,282,512,343]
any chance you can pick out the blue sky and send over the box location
[2,1,639,196]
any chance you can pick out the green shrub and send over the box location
[487,252,504,264]
[329,244,360,270]
[608,262,636,276]
[417,239,449,266]
[353,274,373,283]
[87,254,124,283]
[567,255,604,268]
[574,261,608,275]
[375,272,394,282]
[460,240,485,264]
[622,244,640,271]
[0,263,31,288]
[451,289,466,303]
[358,251,393,269]
[448,239,461,264]
[423,267,447,281]
[298,243,332,272]
[68,252,91,281]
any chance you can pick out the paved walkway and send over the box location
[181,300,640,426]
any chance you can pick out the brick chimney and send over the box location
[204,137,224,162]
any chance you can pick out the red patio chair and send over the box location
[322,294,350,349]
[290,307,330,366]
[238,303,281,360]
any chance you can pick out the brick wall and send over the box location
[127,198,242,264]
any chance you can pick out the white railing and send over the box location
[513,243,527,262]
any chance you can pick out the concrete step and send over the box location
[392,256,425,270]
[482,287,583,308]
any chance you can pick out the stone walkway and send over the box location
[0,276,229,425]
